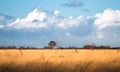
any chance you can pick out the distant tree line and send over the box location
[0,46,37,49]
[0,45,120,49]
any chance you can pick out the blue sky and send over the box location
[0,0,120,47]
[0,0,120,18]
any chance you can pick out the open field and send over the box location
[0,49,120,72]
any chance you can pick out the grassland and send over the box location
[0,49,120,72]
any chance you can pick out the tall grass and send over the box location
[0,49,120,72]
[0,60,120,72]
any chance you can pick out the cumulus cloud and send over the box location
[94,9,120,30]
[7,8,86,29]
[61,1,83,7]
[7,9,48,29]
[57,16,85,29]
[0,8,120,47]
[89,9,120,46]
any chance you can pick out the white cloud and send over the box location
[94,9,120,30]
[0,8,120,47]
[57,16,83,29]
[7,8,85,29]
[0,25,4,29]
[57,16,86,29]
[7,9,48,29]
[54,10,59,15]
[26,9,47,22]
[92,9,120,46]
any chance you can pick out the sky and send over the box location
[0,0,120,47]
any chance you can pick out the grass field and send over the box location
[0,49,120,72]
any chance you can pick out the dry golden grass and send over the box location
[0,49,120,72]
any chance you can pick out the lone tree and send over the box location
[48,41,56,48]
